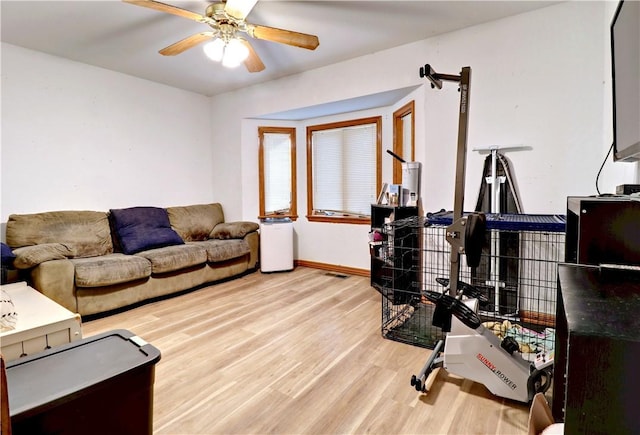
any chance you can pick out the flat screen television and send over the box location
[610,0,640,162]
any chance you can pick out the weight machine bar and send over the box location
[448,68,471,297]
[452,68,471,229]
[421,64,471,297]
[419,64,462,89]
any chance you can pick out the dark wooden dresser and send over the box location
[554,264,640,434]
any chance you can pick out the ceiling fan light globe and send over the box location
[222,56,242,68]
[203,38,225,62]
[222,39,249,66]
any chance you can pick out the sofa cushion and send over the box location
[110,207,184,255]
[166,203,225,242]
[210,222,259,239]
[194,239,250,263]
[134,244,207,274]
[71,254,151,287]
[6,211,113,257]
[12,243,72,269]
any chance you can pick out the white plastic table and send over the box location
[0,282,82,361]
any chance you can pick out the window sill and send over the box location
[307,214,370,225]
[259,214,299,222]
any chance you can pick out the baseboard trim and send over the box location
[294,260,369,277]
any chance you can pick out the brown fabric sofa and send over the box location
[5,203,259,316]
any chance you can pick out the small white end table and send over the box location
[1,282,82,361]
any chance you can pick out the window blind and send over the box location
[263,133,292,214]
[312,123,376,216]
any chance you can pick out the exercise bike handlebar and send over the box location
[424,291,481,330]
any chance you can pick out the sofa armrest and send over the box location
[30,259,77,313]
[12,243,72,269]
[210,222,259,240]
[243,231,259,269]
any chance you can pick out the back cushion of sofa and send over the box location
[110,206,184,255]
[6,210,113,258]
[166,203,225,242]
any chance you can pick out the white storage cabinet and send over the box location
[260,219,294,272]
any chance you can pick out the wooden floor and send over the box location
[82,267,530,435]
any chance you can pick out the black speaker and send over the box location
[616,184,640,195]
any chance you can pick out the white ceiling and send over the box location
[1,1,561,97]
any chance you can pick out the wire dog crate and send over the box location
[381,211,566,353]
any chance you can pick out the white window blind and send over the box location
[311,123,377,216]
[263,132,292,214]
[402,112,412,160]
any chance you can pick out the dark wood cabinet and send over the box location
[553,264,640,433]
[369,205,418,304]
[565,196,640,266]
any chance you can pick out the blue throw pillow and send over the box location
[1,243,16,267]
[110,207,184,255]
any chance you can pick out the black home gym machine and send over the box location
[410,65,552,403]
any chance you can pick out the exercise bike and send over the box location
[410,278,553,403]
[412,65,552,403]
[410,211,552,403]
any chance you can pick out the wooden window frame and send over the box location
[258,126,298,221]
[392,100,415,185]
[306,116,382,224]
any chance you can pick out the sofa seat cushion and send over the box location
[71,254,151,288]
[194,239,250,263]
[167,203,225,242]
[134,244,207,274]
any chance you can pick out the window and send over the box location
[258,127,297,219]
[392,101,415,184]
[306,117,381,224]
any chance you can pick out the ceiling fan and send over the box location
[123,0,320,72]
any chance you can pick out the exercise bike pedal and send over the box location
[411,374,418,387]
[411,375,426,392]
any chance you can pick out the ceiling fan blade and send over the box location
[224,0,259,20]
[240,39,265,73]
[248,25,319,50]
[159,32,216,56]
[123,0,206,22]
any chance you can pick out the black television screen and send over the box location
[611,0,640,162]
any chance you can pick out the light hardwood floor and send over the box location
[82,267,531,434]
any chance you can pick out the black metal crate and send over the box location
[381,216,444,348]
[381,212,565,353]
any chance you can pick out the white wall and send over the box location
[2,1,636,271]
[211,1,635,270]
[420,0,632,213]
[1,43,213,234]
